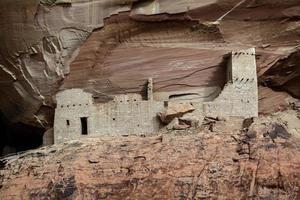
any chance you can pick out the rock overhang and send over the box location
[54,48,258,143]
[0,0,299,141]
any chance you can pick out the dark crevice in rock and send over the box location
[259,50,300,99]
[0,112,44,157]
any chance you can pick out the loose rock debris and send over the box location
[1,110,300,199]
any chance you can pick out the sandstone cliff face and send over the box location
[1,110,300,199]
[0,0,299,128]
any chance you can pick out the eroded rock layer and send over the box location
[0,0,299,128]
[1,110,300,199]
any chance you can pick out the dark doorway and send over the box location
[80,117,88,135]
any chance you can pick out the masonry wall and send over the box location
[54,48,258,143]
[54,89,93,143]
[204,48,258,118]
[54,89,164,143]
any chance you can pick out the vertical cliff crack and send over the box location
[186,146,219,200]
[248,159,260,198]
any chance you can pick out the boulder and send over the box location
[166,118,190,130]
[158,102,195,124]
[179,112,204,127]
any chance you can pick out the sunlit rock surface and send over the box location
[1,109,300,199]
[0,0,299,128]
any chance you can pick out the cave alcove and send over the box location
[0,112,44,157]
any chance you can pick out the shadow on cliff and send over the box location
[0,112,44,157]
[259,49,300,99]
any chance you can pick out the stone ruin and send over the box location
[204,48,258,118]
[54,48,258,143]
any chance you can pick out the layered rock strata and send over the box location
[0,0,299,130]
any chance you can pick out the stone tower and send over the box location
[204,48,258,118]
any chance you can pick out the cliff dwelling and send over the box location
[54,48,258,143]
[2,1,300,198]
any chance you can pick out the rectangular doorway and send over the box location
[80,117,88,135]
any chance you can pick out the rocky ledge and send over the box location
[1,109,300,199]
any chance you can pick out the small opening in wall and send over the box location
[66,120,70,126]
[80,117,88,135]
[113,118,116,121]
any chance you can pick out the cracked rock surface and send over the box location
[0,0,300,128]
[1,109,300,199]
